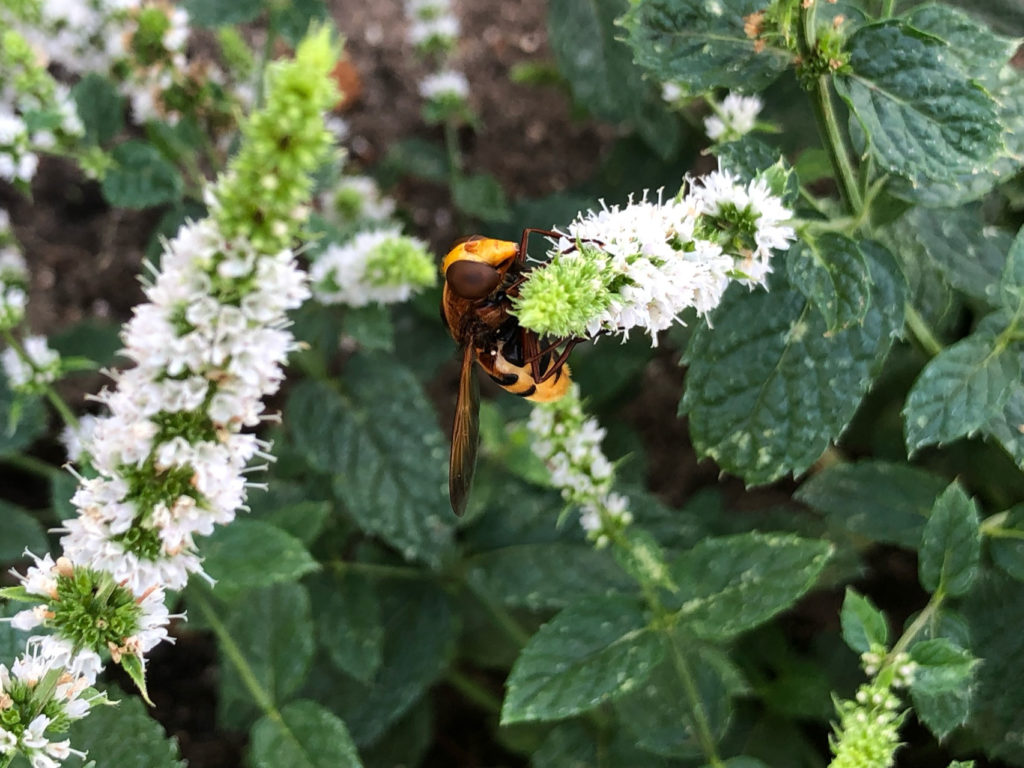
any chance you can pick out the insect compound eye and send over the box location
[446,260,502,299]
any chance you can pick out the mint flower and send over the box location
[705,92,764,142]
[511,171,796,343]
[1,336,60,394]
[320,175,397,225]
[311,229,436,307]
[528,384,632,546]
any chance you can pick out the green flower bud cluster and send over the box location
[829,680,905,768]
[364,236,436,290]
[212,27,341,254]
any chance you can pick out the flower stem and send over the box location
[465,579,531,648]
[193,589,280,718]
[329,559,424,581]
[445,668,503,714]
[903,303,944,357]
[1,329,79,430]
[810,76,862,215]
[886,589,944,664]
[1,451,61,480]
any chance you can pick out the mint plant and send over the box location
[0,0,1022,766]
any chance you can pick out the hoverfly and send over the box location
[441,229,579,516]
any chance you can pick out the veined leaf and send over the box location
[102,141,183,208]
[621,0,792,94]
[787,234,871,334]
[0,500,48,561]
[250,700,362,768]
[795,460,947,548]
[666,532,832,640]
[919,483,981,597]
[904,331,1018,453]
[905,4,1018,88]
[69,688,184,768]
[835,22,1001,185]
[307,571,383,683]
[840,588,889,654]
[909,638,979,740]
[287,354,454,568]
[682,243,903,484]
[989,504,1024,581]
[72,74,124,145]
[501,595,662,724]
[198,519,319,596]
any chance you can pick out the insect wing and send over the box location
[449,344,481,516]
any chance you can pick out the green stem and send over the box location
[887,589,944,663]
[443,118,463,177]
[445,668,503,714]
[193,590,280,718]
[329,559,425,581]
[903,303,944,357]
[1,451,61,480]
[466,579,531,648]
[664,628,725,767]
[881,0,896,18]
[2,330,79,430]
[811,76,862,215]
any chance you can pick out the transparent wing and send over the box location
[449,344,481,517]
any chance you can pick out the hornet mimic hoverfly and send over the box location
[440,229,580,516]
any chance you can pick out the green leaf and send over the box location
[0,603,27,660]
[212,582,314,731]
[548,0,679,158]
[715,139,799,207]
[840,588,888,653]
[308,571,383,683]
[795,460,947,548]
[102,141,184,208]
[465,542,633,610]
[343,304,394,352]
[919,483,981,597]
[910,638,979,740]
[989,504,1024,581]
[0,500,48,561]
[614,646,738,758]
[378,138,449,185]
[287,355,454,569]
[72,74,124,145]
[835,22,1001,185]
[0,372,47,456]
[50,320,123,367]
[270,0,328,47]
[451,172,512,223]
[250,700,362,768]
[902,206,1010,306]
[905,4,1018,88]
[184,0,264,26]
[982,382,1024,468]
[501,595,662,724]
[666,532,832,640]
[198,519,319,595]
[621,0,792,94]
[1001,224,1024,311]
[787,234,872,334]
[962,572,1024,762]
[534,720,680,768]
[682,247,902,484]
[904,331,1018,453]
[248,494,331,547]
[120,651,152,705]
[69,687,185,768]
[302,580,454,746]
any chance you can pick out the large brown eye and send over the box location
[446,260,501,299]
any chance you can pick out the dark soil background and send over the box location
[1,1,1014,766]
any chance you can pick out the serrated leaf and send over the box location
[308,571,383,683]
[120,652,152,705]
[451,172,511,223]
[982,380,1024,467]
[69,687,185,768]
[72,74,124,145]
[902,206,1010,306]
[548,0,679,158]
[682,249,900,484]
[666,532,832,640]
[963,572,1024,763]
[0,501,48,561]
[910,638,978,740]
[250,700,362,768]
[906,4,1017,88]
[715,137,799,206]
[287,355,454,568]
[465,541,633,610]
[622,0,792,93]
[211,582,314,731]
[102,141,183,208]
[787,234,871,334]
[904,332,1017,452]
[533,720,681,768]
[501,595,662,724]
[301,580,454,746]
[614,645,737,758]
[987,503,1024,581]
[248,496,331,546]
[795,460,947,548]
[835,22,1001,185]
[184,0,264,26]
[840,588,889,653]
[919,483,980,597]
[1001,224,1024,311]
[198,519,319,595]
